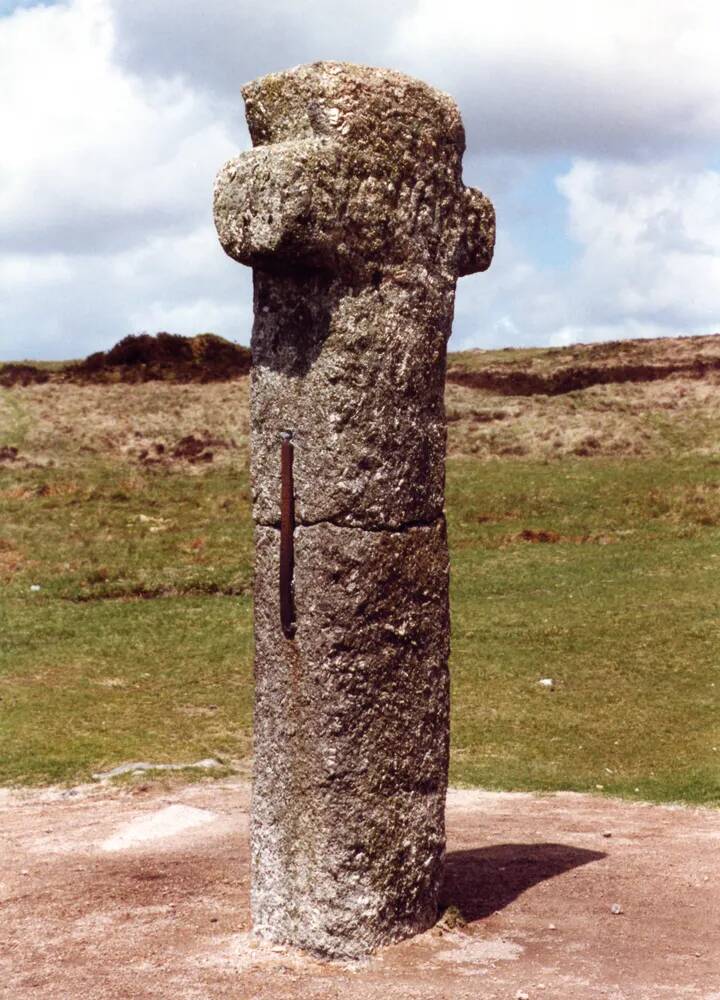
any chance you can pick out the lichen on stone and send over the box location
[213,60,495,959]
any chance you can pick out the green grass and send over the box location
[447,457,720,805]
[1,595,253,784]
[1,441,719,802]
[1,460,255,784]
[1,462,253,602]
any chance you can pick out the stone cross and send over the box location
[213,61,495,959]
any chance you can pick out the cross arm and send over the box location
[213,137,345,273]
[456,187,496,277]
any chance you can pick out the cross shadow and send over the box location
[440,842,606,922]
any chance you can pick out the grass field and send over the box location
[1,340,719,803]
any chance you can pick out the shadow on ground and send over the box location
[440,842,606,922]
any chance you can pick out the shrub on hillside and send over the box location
[105,332,193,367]
[69,332,251,382]
[0,363,50,387]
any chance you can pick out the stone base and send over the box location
[251,519,450,958]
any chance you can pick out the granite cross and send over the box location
[214,60,495,958]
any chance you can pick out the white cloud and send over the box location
[453,159,720,349]
[559,160,720,329]
[0,0,236,256]
[0,223,252,360]
[120,224,253,339]
[390,0,720,158]
[0,0,247,358]
[110,0,720,161]
[109,0,414,100]
[1,0,719,359]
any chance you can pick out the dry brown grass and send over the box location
[3,333,719,471]
[3,378,250,470]
[446,374,720,460]
[450,332,720,373]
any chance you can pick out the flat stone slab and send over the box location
[1,778,718,999]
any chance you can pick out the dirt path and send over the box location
[1,780,718,999]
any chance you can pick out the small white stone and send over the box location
[538,678,554,689]
[611,902,624,915]
[30,584,41,592]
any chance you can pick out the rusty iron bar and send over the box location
[279,431,296,638]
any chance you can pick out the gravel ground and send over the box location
[1,779,718,999]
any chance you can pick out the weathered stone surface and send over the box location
[249,272,449,528]
[215,64,494,283]
[252,521,450,958]
[213,60,495,957]
[214,60,494,529]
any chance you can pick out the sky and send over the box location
[1,0,719,360]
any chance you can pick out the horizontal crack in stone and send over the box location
[259,514,444,534]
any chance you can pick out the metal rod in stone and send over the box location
[279,431,295,639]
